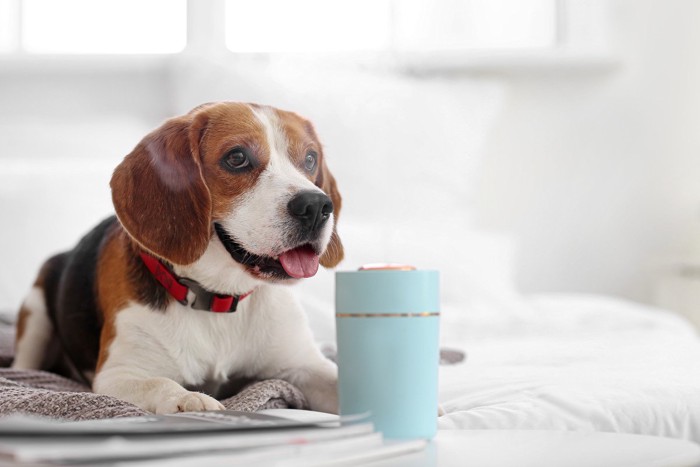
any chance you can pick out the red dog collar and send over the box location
[139,251,253,313]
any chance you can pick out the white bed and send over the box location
[3,116,700,447]
[437,293,700,443]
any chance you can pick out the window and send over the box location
[224,0,557,54]
[1,0,600,67]
[224,0,393,53]
[393,0,557,52]
[2,0,186,54]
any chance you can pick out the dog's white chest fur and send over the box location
[109,288,292,388]
[94,282,338,414]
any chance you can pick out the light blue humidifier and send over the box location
[335,266,440,440]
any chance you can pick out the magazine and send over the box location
[0,410,427,465]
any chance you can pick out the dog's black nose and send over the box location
[288,191,334,234]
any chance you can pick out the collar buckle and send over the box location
[140,251,252,313]
[180,278,242,313]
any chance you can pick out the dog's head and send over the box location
[111,102,343,284]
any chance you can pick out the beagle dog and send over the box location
[12,102,343,414]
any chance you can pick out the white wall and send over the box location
[476,0,700,302]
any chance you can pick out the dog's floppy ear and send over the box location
[111,113,211,265]
[317,154,345,268]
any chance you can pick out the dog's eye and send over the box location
[221,148,250,172]
[304,151,317,172]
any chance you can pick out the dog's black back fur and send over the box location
[43,216,116,380]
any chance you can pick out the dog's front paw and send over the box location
[155,391,225,414]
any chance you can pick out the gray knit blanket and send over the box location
[0,320,307,420]
[0,317,464,421]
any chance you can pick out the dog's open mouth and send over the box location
[214,223,320,280]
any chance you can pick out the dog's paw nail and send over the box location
[156,392,223,414]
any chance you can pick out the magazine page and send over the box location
[0,410,339,436]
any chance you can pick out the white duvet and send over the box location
[437,294,700,443]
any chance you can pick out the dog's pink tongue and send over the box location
[279,246,320,279]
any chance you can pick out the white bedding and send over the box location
[4,117,700,445]
[437,294,700,443]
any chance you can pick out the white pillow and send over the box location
[171,57,506,225]
[295,217,519,344]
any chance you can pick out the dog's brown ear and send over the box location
[111,113,211,265]
[317,155,344,268]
